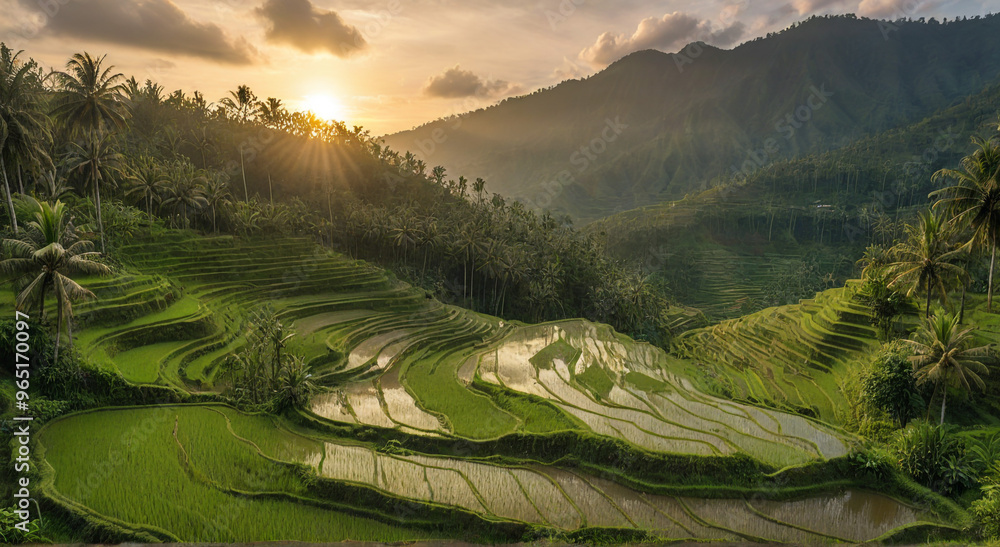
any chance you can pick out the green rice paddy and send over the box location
[26,231,960,541]
[39,405,943,542]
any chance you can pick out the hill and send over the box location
[383,14,1000,222]
[10,228,959,542]
[583,79,1000,318]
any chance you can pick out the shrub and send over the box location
[857,265,907,339]
[861,346,924,428]
[0,506,43,543]
[972,462,1000,541]
[848,447,894,482]
[894,421,974,495]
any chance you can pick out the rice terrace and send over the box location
[5,3,1000,546]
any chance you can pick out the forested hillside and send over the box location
[385,14,1000,221]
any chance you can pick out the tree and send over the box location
[889,209,967,317]
[0,198,109,363]
[202,174,231,233]
[125,156,168,225]
[50,52,129,135]
[256,97,287,129]
[932,136,1000,311]
[64,130,123,253]
[220,85,257,125]
[861,347,923,427]
[858,264,907,339]
[902,312,991,424]
[0,44,51,235]
[161,161,207,228]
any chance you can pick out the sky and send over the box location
[0,0,993,136]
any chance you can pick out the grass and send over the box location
[673,284,879,422]
[109,341,190,384]
[38,406,438,542]
[11,229,963,543]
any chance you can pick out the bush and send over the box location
[972,462,1000,541]
[861,346,924,428]
[894,421,974,495]
[848,447,895,482]
[0,506,43,543]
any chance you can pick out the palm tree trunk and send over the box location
[37,280,47,322]
[959,283,967,324]
[925,277,932,317]
[95,177,106,254]
[240,146,248,201]
[17,166,24,195]
[989,245,996,313]
[53,295,63,365]
[212,205,217,234]
[940,385,947,425]
[1,156,18,235]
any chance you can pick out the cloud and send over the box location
[578,12,746,67]
[18,0,256,64]
[791,0,852,15]
[423,66,519,98]
[255,0,366,57]
[552,57,590,81]
[856,0,943,17]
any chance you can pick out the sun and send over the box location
[303,94,348,122]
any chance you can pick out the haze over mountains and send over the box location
[383,14,1000,222]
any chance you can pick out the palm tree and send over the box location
[50,52,129,135]
[256,97,287,129]
[902,312,991,424]
[125,156,168,225]
[161,162,207,228]
[932,136,1000,311]
[220,85,256,125]
[889,209,968,317]
[35,169,73,202]
[0,198,109,363]
[65,130,122,253]
[275,355,316,410]
[390,209,420,263]
[202,174,231,233]
[0,44,52,235]
[186,126,216,169]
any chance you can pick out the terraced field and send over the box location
[30,231,956,541]
[673,282,880,422]
[39,405,943,543]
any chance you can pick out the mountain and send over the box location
[383,14,1000,222]
[581,79,1000,318]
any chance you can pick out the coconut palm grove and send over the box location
[10,11,1000,545]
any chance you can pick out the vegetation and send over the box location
[902,313,990,425]
[860,346,924,428]
[0,198,109,361]
[2,21,1000,544]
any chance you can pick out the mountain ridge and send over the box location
[383,14,1000,222]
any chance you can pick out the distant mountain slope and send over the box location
[384,14,1000,222]
[578,80,1000,318]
